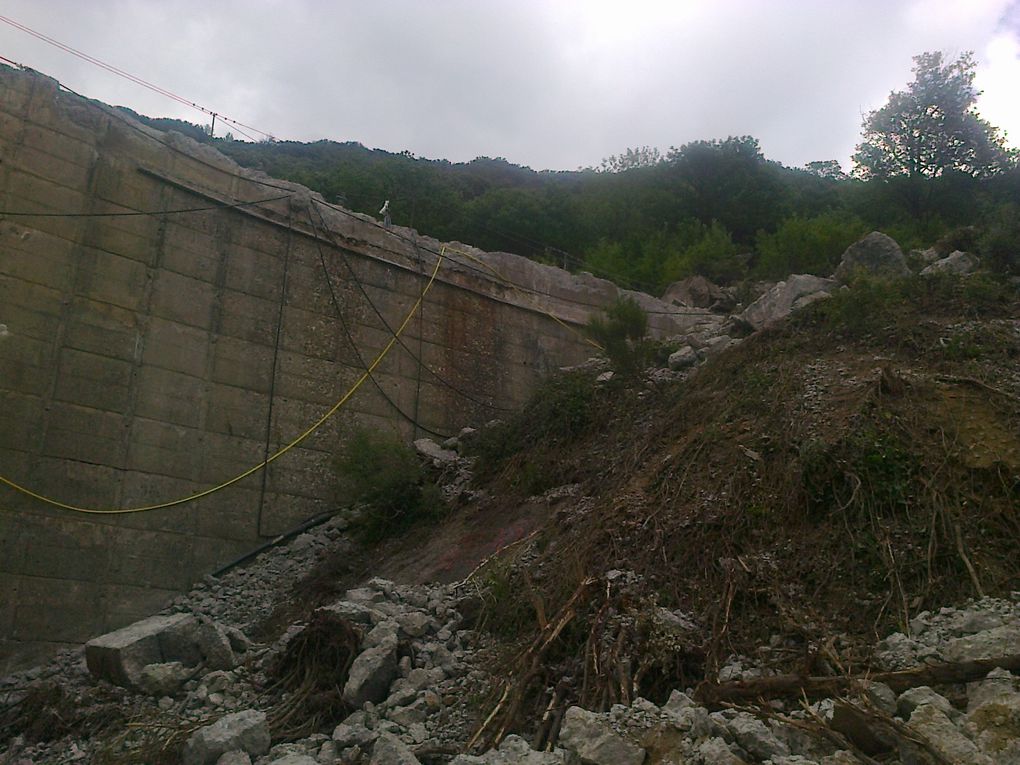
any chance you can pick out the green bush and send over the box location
[754,212,867,279]
[586,296,651,375]
[334,427,444,542]
[661,221,743,285]
[979,203,1020,273]
[801,272,1014,341]
[468,371,599,486]
[880,218,949,253]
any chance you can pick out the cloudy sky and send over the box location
[2,1,1018,172]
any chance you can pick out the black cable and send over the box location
[310,200,514,413]
[305,206,455,439]
[257,208,293,537]
[0,193,291,217]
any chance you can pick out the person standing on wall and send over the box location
[380,200,391,228]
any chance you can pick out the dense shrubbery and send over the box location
[799,272,1016,341]
[754,212,867,279]
[469,371,600,494]
[585,297,651,375]
[979,203,1020,273]
[334,427,444,541]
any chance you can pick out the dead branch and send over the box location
[695,653,1020,707]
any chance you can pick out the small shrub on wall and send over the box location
[334,427,444,542]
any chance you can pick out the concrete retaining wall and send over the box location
[0,66,710,671]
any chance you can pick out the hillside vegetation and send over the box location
[122,49,1020,296]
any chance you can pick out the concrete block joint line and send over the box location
[0,248,446,515]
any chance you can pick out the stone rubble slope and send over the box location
[2,519,1018,765]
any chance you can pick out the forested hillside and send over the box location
[125,52,1020,294]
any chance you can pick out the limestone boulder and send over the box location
[414,438,458,466]
[369,733,421,765]
[332,717,377,749]
[558,706,645,765]
[696,737,745,765]
[921,250,980,276]
[834,232,911,283]
[725,711,791,760]
[662,275,733,311]
[896,686,956,720]
[667,345,698,370]
[182,710,270,765]
[342,633,400,708]
[449,735,567,764]
[945,624,1020,662]
[902,704,993,765]
[265,756,317,765]
[966,680,1020,764]
[737,274,836,331]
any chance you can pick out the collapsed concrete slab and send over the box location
[85,613,235,689]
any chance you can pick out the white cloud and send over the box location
[0,0,1017,170]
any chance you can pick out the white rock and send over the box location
[369,733,421,765]
[903,704,992,765]
[267,755,318,765]
[667,345,698,370]
[726,711,790,760]
[558,706,645,765]
[737,274,836,331]
[921,250,980,276]
[343,634,400,708]
[413,438,458,465]
[896,686,956,720]
[945,624,1020,662]
[182,710,270,765]
[834,232,910,283]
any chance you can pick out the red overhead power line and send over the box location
[0,14,275,142]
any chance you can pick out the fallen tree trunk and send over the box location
[695,653,1020,707]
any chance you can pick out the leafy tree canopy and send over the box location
[596,146,664,173]
[853,51,1016,180]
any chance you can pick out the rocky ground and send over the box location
[1,511,1017,765]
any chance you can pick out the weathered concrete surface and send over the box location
[0,65,705,671]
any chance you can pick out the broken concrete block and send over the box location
[85,612,236,689]
[85,613,190,688]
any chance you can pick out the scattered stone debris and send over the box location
[5,527,1016,765]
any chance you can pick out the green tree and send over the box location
[803,160,848,181]
[853,51,1015,180]
[597,146,663,173]
[665,136,785,243]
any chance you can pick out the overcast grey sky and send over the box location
[2,1,1018,172]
